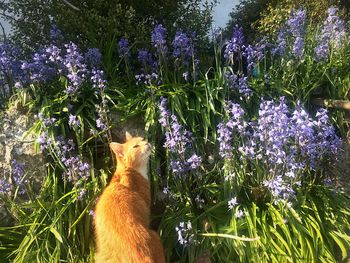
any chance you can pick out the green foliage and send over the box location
[257,0,348,36]
[1,0,216,52]
[1,3,350,263]
[0,166,108,262]
[224,0,274,42]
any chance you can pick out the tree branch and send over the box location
[61,0,80,11]
[0,21,7,41]
[0,12,16,22]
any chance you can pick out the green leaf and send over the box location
[50,227,63,243]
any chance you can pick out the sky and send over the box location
[0,17,11,36]
[0,0,239,37]
[212,0,239,28]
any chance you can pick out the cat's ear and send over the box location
[109,142,124,158]
[125,131,132,141]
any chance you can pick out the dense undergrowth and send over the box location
[0,6,350,263]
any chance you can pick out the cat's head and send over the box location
[109,131,151,178]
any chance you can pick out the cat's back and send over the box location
[95,169,150,226]
[94,169,162,263]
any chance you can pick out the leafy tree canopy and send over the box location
[225,0,349,42]
[257,0,349,36]
[0,0,216,52]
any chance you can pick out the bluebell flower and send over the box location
[292,36,304,58]
[137,48,155,71]
[228,197,238,210]
[175,221,196,246]
[236,209,245,218]
[118,38,130,58]
[224,25,244,64]
[272,28,287,55]
[84,48,102,67]
[46,45,62,63]
[68,114,80,128]
[211,26,222,41]
[159,97,202,176]
[0,178,11,196]
[187,154,202,169]
[151,24,168,55]
[135,73,159,86]
[315,7,347,60]
[263,175,295,203]
[195,195,205,208]
[91,68,106,91]
[172,30,194,65]
[95,104,109,132]
[77,189,87,200]
[37,132,52,150]
[50,25,62,40]
[63,42,87,95]
[237,75,252,100]
[11,159,27,195]
[243,38,266,72]
[287,9,306,38]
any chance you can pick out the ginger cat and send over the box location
[94,132,165,263]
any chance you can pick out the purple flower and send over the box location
[137,48,155,71]
[46,45,62,63]
[187,154,202,169]
[96,118,107,130]
[272,28,287,55]
[212,26,222,41]
[273,9,306,59]
[315,7,347,60]
[11,159,26,194]
[91,68,106,91]
[53,138,91,183]
[225,71,238,87]
[175,221,196,246]
[257,98,292,166]
[77,189,87,200]
[292,36,304,58]
[63,156,91,182]
[68,114,80,128]
[0,178,11,195]
[37,132,52,150]
[217,122,234,158]
[151,24,168,54]
[217,101,246,158]
[85,48,102,67]
[135,73,159,86]
[20,46,60,84]
[118,38,130,58]
[237,75,252,100]
[95,100,109,132]
[236,209,245,218]
[263,176,295,202]
[243,39,266,72]
[224,25,244,64]
[50,25,62,40]
[287,9,306,38]
[35,113,57,129]
[228,197,238,210]
[159,98,202,176]
[63,42,87,95]
[159,97,170,127]
[172,31,195,65]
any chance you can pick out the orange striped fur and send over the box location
[94,132,165,263]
